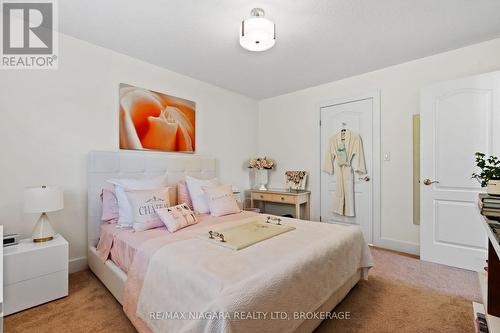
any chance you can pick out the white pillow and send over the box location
[203,184,241,217]
[125,188,171,232]
[185,176,218,214]
[107,175,167,226]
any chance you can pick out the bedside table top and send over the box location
[4,234,68,256]
[248,188,310,196]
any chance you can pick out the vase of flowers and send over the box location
[472,152,500,196]
[249,157,275,190]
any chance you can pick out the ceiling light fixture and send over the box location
[239,8,276,52]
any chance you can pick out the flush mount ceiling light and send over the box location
[240,8,276,52]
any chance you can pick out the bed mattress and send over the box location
[96,211,260,272]
[93,211,373,333]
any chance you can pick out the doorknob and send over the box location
[358,176,370,181]
[423,178,439,186]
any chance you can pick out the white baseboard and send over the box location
[374,237,420,256]
[69,256,88,273]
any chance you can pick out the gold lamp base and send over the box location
[33,236,54,243]
[32,212,55,243]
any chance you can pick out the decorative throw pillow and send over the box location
[177,180,193,210]
[185,176,219,214]
[124,188,172,232]
[156,204,198,233]
[100,188,119,223]
[108,175,168,227]
[203,184,241,217]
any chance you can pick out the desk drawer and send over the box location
[251,192,296,204]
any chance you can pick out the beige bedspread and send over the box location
[132,214,373,333]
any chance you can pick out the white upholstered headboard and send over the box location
[87,151,217,247]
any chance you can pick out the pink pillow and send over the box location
[101,188,119,223]
[202,184,241,217]
[177,180,193,210]
[157,204,198,233]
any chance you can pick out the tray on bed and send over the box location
[199,220,295,250]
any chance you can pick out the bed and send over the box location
[87,151,373,333]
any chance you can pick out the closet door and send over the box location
[320,95,379,244]
[420,71,500,271]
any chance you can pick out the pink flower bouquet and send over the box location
[248,157,275,170]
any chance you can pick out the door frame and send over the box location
[318,90,381,247]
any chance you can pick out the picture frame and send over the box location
[119,83,196,153]
[284,171,307,190]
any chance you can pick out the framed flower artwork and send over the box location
[285,171,307,190]
[119,83,196,152]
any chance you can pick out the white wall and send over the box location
[0,33,258,268]
[258,38,500,254]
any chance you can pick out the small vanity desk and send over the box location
[248,189,311,220]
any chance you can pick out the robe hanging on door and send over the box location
[323,130,366,217]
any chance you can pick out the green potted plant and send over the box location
[472,152,500,196]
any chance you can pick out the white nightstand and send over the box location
[4,234,68,315]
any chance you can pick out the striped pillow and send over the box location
[157,204,198,233]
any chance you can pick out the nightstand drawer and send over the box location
[4,270,68,316]
[251,192,296,204]
[4,241,68,285]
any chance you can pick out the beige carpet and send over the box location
[315,247,479,332]
[5,247,479,333]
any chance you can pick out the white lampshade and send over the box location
[240,8,276,52]
[24,186,64,213]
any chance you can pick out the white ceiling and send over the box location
[59,0,500,99]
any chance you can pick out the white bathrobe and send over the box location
[323,130,366,217]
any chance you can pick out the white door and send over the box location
[420,71,500,271]
[320,95,378,244]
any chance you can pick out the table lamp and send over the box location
[24,186,63,242]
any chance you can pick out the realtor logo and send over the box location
[1,0,58,69]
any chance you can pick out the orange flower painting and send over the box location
[119,83,196,152]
